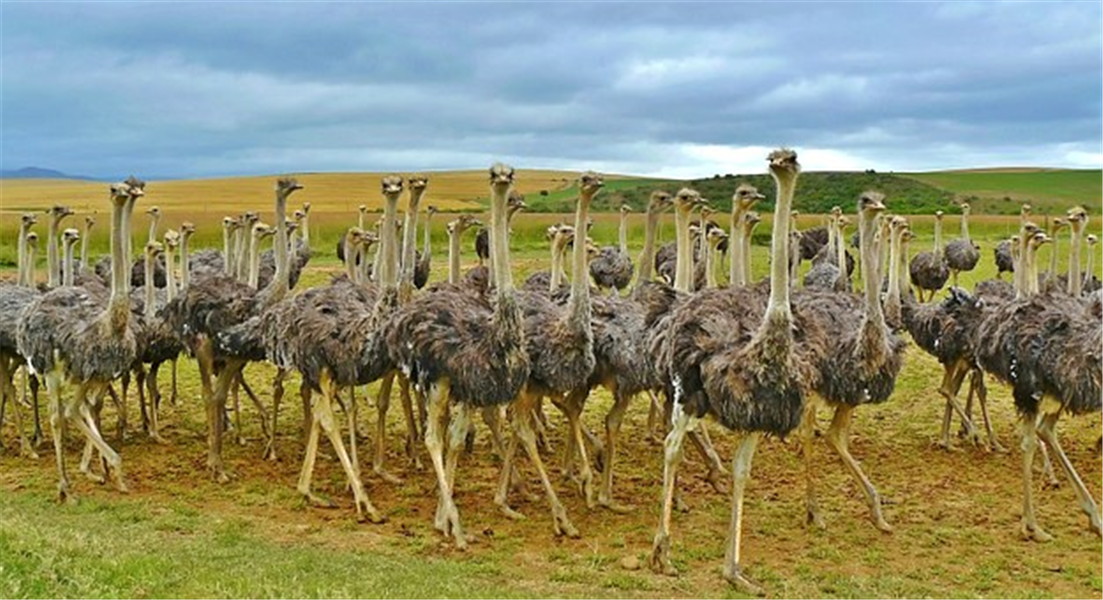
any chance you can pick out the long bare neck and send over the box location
[180,234,192,291]
[16,222,29,287]
[422,211,433,260]
[223,227,233,276]
[234,228,247,280]
[47,215,61,288]
[618,211,629,255]
[899,237,911,296]
[108,201,129,326]
[380,197,401,289]
[567,194,594,325]
[490,189,514,295]
[25,245,37,288]
[62,242,76,287]
[123,199,137,294]
[1048,228,1060,277]
[248,233,263,289]
[144,251,156,315]
[859,212,883,326]
[300,213,310,249]
[80,224,92,275]
[835,226,847,279]
[345,238,359,283]
[764,176,796,322]
[826,218,836,255]
[371,237,383,283]
[730,205,748,286]
[1083,245,1095,291]
[635,209,661,286]
[960,211,970,241]
[1068,225,1083,296]
[148,215,160,244]
[448,230,461,285]
[933,217,943,257]
[400,191,424,290]
[270,193,290,302]
[743,225,754,284]
[165,247,177,302]
[885,226,902,312]
[549,237,564,291]
[705,242,717,289]
[674,208,694,292]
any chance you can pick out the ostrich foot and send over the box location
[436,504,467,550]
[934,438,959,452]
[577,471,595,509]
[373,466,404,485]
[112,473,130,494]
[1020,520,1053,542]
[80,464,106,485]
[705,465,726,494]
[355,499,386,524]
[209,464,233,484]
[722,565,765,597]
[674,490,690,513]
[300,490,338,509]
[597,496,633,514]
[551,506,580,539]
[806,506,826,530]
[56,480,73,503]
[497,504,527,521]
[19,443,40,460]
[149,432,168,445]
[649,533,678,576]
[263,440,278,462]
[987,439,1008,454]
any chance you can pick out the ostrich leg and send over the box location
[424,381,466,548]
[265,368,287,461]
[597,388,634,513]
[1019,416,1052,541]
[555,388,595,509]
[72,383,127,493]
[826,405,892,532]
[145,361,166,443]
[398,374,421,469]
[169,357,179,406]
[29,372,43,447]
[722,432,763,595]
[688,424,726,493]
[650,404,693,576]
[237,374,271,443]
[373,371,403,484]
[645,389,664,443]
[512,391,579,539]
[969,369,1006,453]
[937,361,981,450]
[1036,412,1102,536]
[46,372,72,501]
[316,373,382,523]
[0,357,37,458]
[801,403,825,528]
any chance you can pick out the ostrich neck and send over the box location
[899,238,911,296]
[248,234,263,289]
[566,193,594,327]
[730,204,748,286]
[234,228,247,281]
[549,238,564,291]
[144,251,156,315]
[165,246,177,302]
[300,213,310,249]
[422,211,433,261]
[270,191,290,302]
[358,212,366,231]
[123,198,137,294]
[148,215,160,244]
[1068,225,1082,296]
[222,227,233,276]
[1083,244,1095,291]
[63,242,76,288]
[933,218,943,258]
[635,209,661,286]
[764,174,797,322]
[490,187,514,294]
[17,221,29,287]
[674,208,694,293]
[836,227,847,277]
[826,219,836,255]
[80,225,92,275]
[25,246,37,288]
[618,211,629,255]
[400,189,425,290]
[1048,230,1060,277]
[379,195,401,288]
[704,242,717,289]
[859,211,884,326]
[47,214,61,288]
[448,231,461,285]
[961,212,970,241]
[743,226,754,284]
[107,200,129,329]
[345,238,359,283]
[371,237,383,283]
[180,234,191,291]
[886,227,902,309]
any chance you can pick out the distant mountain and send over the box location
[0,166,100,181]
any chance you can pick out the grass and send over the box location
[1,182,1102,598]
[903,169,1102,215]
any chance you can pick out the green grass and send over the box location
[903,169,1101,215]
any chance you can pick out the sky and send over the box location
[1,1,1100,180]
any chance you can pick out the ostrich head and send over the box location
[743,211,762,231]
[701,206,716,221]
[935,210,943,221]
[707,226,729,249]
[579,172,605,197]
[830,205,843,220]
[222,216,237,233]
[361,229,380,250]
[253,222,274,240]
[109,182,133,206]
[960,203,971,216]
[285,220,299,236]
[345,227,366,248]
[648,190,674,213]
[767,148,800,181]
[381,175,404,199]
[358,204,368,215]
[145,239,163,258]
[1021,221,1040,238]
[22,212,38,228]
[427,205,439,217]
[858,191,887,217]
[890,215,908,233]
[733,184,765,212]
[408,174,429,193]
[1049,217,1068,235]
[146,206,161,219]
[1088,234,1099,248]
[49,205,75,220]
[25,231,38,249]
[674,188,706,216]
[1066,206,1088,231]
[545,223,561,241]
[584,236,600,260]
[164,229,180,251]
[242,212,260,227]
[489,163,514,191]
[449,214,481,236]
[85,215,96,230]
[507,189,527,213]
[293,209,306,224]
[62,227,80,247]
[276,177,304,197]
[180,222,196,239]
[554,225,577,250]
[1021,204,1032,218]
[124,175,146,193]
[620,204,633,215]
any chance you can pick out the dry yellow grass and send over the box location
[0,169,631,216]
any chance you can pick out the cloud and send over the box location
[0,2,1099,179]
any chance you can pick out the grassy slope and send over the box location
[903,169,1102,215]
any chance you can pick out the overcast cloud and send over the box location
[1,1,1100,179]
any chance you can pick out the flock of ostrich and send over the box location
[1,149,1101,592]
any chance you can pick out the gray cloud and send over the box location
[1,1,1099,179]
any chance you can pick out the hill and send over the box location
[902,169,1100,215]
[0,166,98,181]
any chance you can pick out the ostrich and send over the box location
[994,240,1015,280]
[1039,217,1069,293]
[492,172,602,535]
[187,216,238,280]
[1085,234,1099,293]
[729,184,764,287]
[386,163,529,549]
[474,189,526,269]
[122,206,168,290]
[16,178,144,499]
[909,211,950,302]
[703,227,729,289]
[803,210,848,290]
[522,224,574,295]
[944,204,980,286]
[649,149,822,592]
[1063,207,1088,297]
[589,204,635,294]
[336,204,370,263]
[60,229,80,288]
[446,215,481,284]
[15,213,37,287]
[414,206,438,290]
[974,230,1102,541]
[77,215,95,276]
[166,177,302,482]
[740,211,762,285]
[799,192,907,533]
[0,226,42,457]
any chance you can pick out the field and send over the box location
[903,169,1102,215]
[1,175,1102,598]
